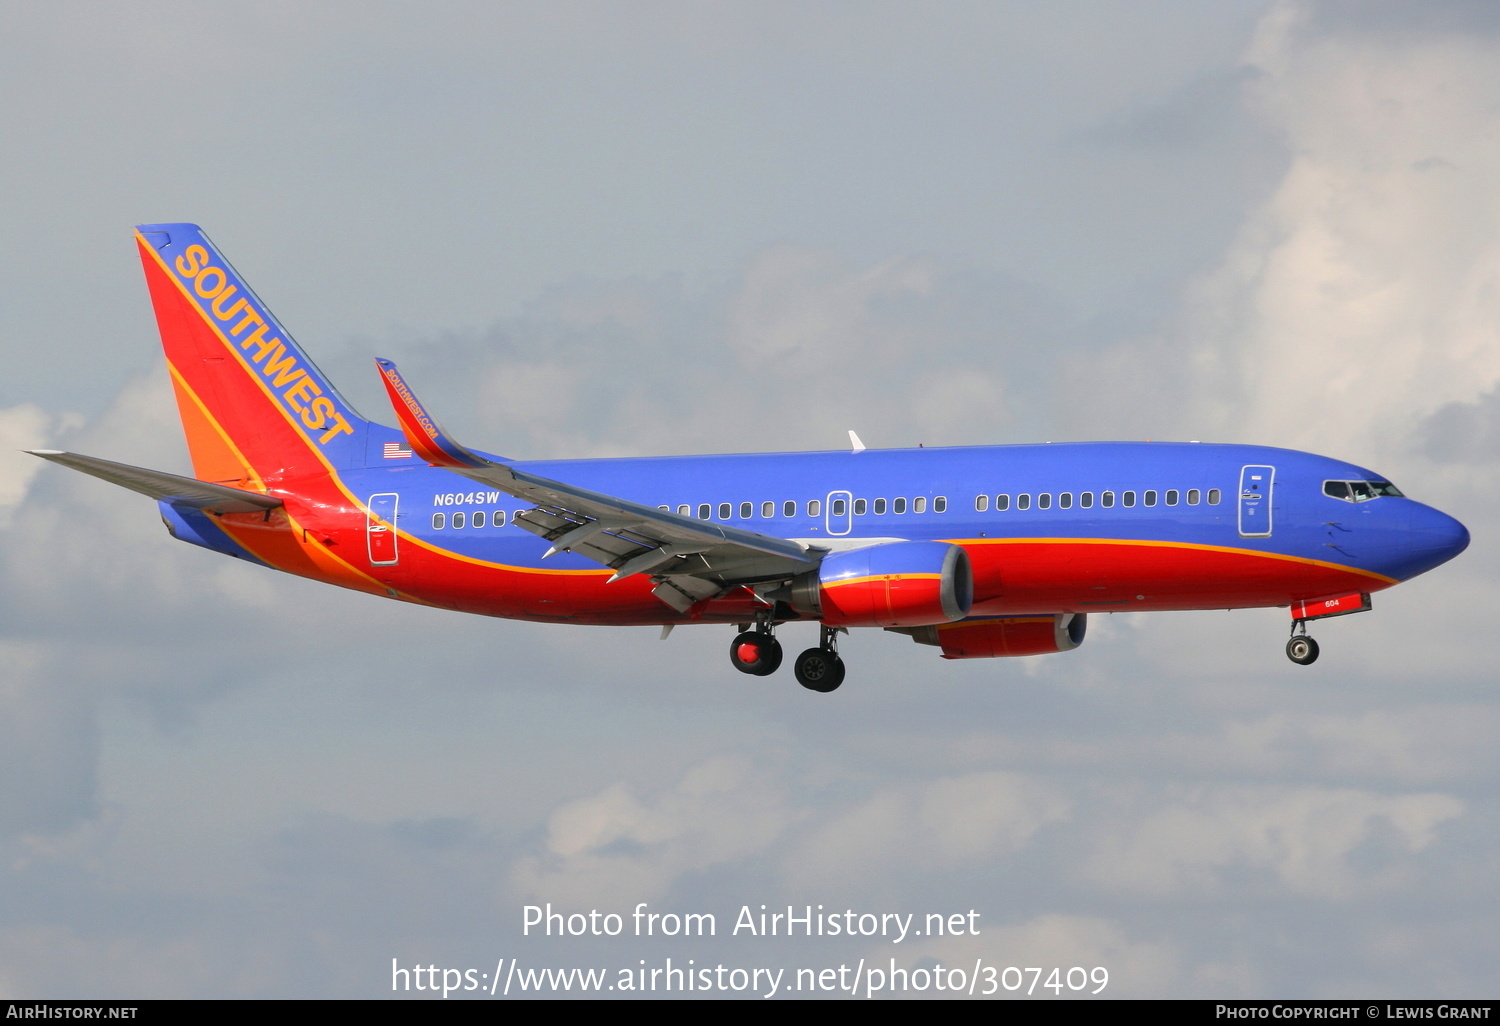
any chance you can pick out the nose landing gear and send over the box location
[1286,621,1319,665]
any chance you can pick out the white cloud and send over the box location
[1084,783,1464,899]
[510,755,802,907]
[784,772,1071,892]
[1176,0,1500,462]
[0,402,67,526]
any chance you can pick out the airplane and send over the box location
[30,224,1470,693]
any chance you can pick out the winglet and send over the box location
[848,430,866,454]
[374,358,488,469]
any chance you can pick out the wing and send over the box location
[28,450,283,514]
[375,359,821,611]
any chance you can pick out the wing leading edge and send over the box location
[374,359,821,610]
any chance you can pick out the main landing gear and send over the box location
[729,628,783,676]
[794,627,846,693]
[729,622,846,692]
[1286,621,1320,665]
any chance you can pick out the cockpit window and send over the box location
[1324,479,1404,502]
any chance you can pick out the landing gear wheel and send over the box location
[1286,635,1320,665]
[730,631,782,676]
[794,648,845,692]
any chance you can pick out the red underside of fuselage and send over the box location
[215,509,1392,626]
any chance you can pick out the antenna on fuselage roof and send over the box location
[848,430,866,454]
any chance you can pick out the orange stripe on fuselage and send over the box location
[824,572,943,589]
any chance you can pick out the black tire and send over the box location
[794,648,845,692]
[730,632,782,676]
[1286,635,1320,665]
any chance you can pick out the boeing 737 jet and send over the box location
[31,225,1470,692]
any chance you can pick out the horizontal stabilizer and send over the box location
[28,450,283,514]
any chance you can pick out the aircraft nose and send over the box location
[1400,503,1470,577]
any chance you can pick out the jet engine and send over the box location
[771,541,972,628]
[890,613,1087,659]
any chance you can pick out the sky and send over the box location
[1,0,1497,1000]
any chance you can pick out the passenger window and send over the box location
[1187,489,1200,505]
[894,497,907,514]
[1059,493,1072,509]
[496,510,507,526]
[832,498,847,516]
[432,512,445,530]
[698,504,711,519]
[1123,491,1137,507]
[1165,490,1178,506]
[854,498,867,515]
[874,498,887,515]
[1102,491,1115,507]
[1144,490,1157,507]
[762,501,775,518]
[473,511,487,528]
[739,501,753,519]
[933,496,947,513]
[808,499,821,517]
[1017,494,1031,511]
[453,511,466,528]
[677,504,690,516]
[1208,488,1221,504]
[996,494,1010,511]
[718,503,731,519]
[914,497,927,513]
[783,500,796,517]
[975,494,989,512]
[1080,492,1094,508]
[1038,493,1051,510]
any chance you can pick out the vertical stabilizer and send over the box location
[134,224,368,487]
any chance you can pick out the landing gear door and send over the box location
[1238,466,1274,538]
[367,492,399,565]
[826,490,853,536]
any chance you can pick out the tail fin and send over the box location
[134,223,368,488]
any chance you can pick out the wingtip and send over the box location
[374,359,490,470]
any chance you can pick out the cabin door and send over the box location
[367,492,400,565]
[1237,466,1274,538]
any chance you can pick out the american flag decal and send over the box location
[383,442,413,459]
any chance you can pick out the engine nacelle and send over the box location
[891,613,1087,659]
[777,541,973,628]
